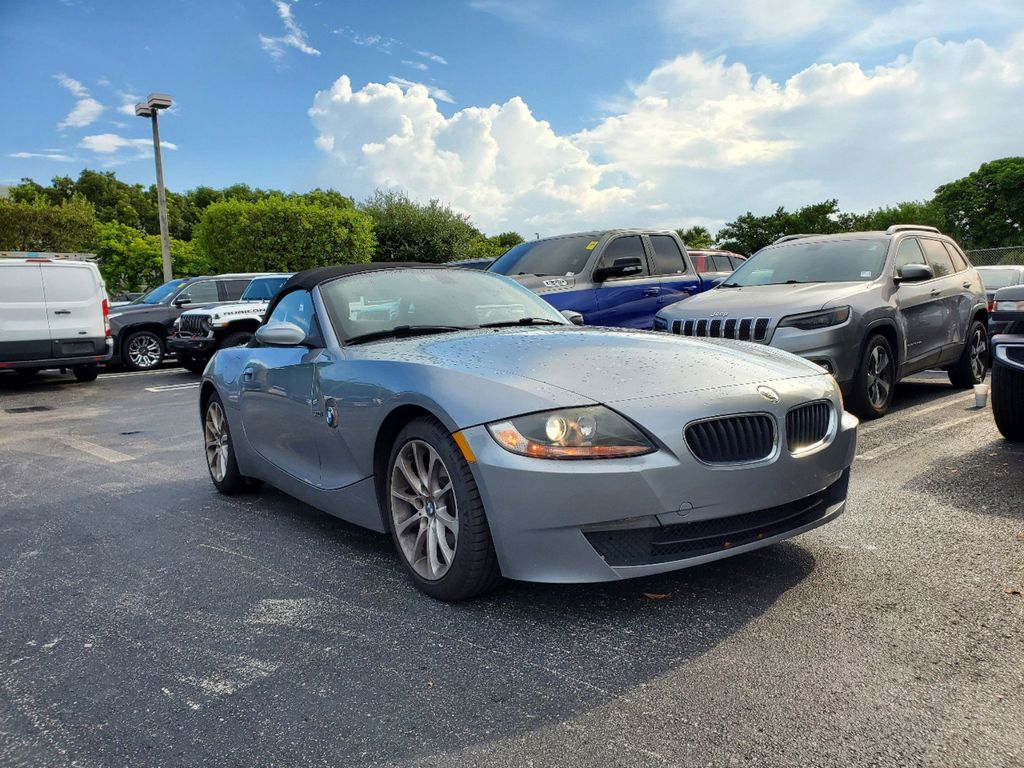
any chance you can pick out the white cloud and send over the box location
[116,90,141,116]
[387,77,455,104]
[8,151,74,162]
[660,0,854,43]
[402,59,429,72]
[259,0,320,60]
[416,50,448,65]
[54,73,104,129]
[79,133,177,159]
[840,0,1024,52]
[310,36,1024,235]
[332,26,399,53]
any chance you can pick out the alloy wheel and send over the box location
[390,439,458,580]
[127,335,162,368]
[204,401,229,482]
[866,344,892,409]
[969,327,987,381]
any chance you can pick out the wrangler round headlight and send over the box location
[487,406,654,459]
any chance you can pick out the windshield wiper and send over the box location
[479,318,564,328]
[720,282,741,288]
[345,325,470,345]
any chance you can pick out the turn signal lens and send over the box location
[487,406,654,460]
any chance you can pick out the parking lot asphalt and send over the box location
[0,366,1021,768]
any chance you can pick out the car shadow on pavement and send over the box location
[910,432,1024,520]
[0,480,818,766]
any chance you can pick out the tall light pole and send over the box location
[135,93,173,283]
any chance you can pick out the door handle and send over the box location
[643,287,660,296]
[930,289,941,297]
[53,310,71,315]
[241,367,254,381]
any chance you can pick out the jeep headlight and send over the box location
[487,406,655,459]
[778,306,850,331]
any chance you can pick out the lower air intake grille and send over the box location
[786,401,832,452]
[685,414,775,464]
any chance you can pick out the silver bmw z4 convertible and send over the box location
[200,263,858,600]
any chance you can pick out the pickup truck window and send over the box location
[599,236,649,277]
[177,280,219,305]
[649,235,688,275]
[711,255,734,272]
[490,236,594,277]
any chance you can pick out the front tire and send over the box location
[221,330,255,349]
[73,365,99,382]
[203,393,263,494]
[123,330,164,371]
[179,354,208,374]
[992,362,1024,441]
[386,416,501,601]
[849,334,896,420]
[948,320,988,389]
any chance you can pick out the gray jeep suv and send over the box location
[655,226,989,419]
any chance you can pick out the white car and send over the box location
[0,256,111,382]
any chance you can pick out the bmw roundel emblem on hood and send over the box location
[757,385,781,403]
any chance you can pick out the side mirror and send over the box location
[594,256,644,282]
[895,263,934,284]
[255,321,308,347]
[560,310,584,326]
[173,295,191,307]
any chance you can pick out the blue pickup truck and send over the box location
[487,229,725,329]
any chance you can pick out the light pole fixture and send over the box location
[135,93,174,283]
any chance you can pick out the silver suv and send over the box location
[655,226,989,419]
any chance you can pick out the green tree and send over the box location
[0,195,97,252]
[92,221,208,293]
[676,225,714,249]
[361,190,482,263]
[193,197,376,274]
[465,231,524,261]
[716,200,847,254]
[932,157,1024,248]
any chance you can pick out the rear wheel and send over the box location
[203,393,263,494]
[123,330,164,371]
[947,320,988,389]
[73,365,99,382]
[992,362,1024,441]
[849,334,896,420]
[386,416,501,601]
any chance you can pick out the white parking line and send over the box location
[100,369,179,379]
[145,383,201,393]
[856,412,983,461]
[858,394,974,436]
[59,436,133,463]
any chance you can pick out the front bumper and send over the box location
[168,333,216,355]
[460,392,858,583]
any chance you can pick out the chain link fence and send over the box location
[965,246,1024,266]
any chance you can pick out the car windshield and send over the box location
[132,278,186,304]
[240,276,289,301]
[489,236,596,277]
[723,238,888,287]
[320,269,568,344]
[978,268,1019,290]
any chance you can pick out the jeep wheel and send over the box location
[947,320,988,389]
[73,365,99,383]
[123,330,164,371]
[850,334,896,420]
[179,354,208,374]
[221,330,255,349]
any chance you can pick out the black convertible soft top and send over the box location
[264,262,448,320]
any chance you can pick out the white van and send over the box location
[0,257,112,382]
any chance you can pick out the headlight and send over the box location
[778,306,850,331]
[487,406,655,460]
[173,318,181,329]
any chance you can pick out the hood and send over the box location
[182,301,269,318]
[659,281,873,319]
[347,326,825,403]
[507,274,580,296]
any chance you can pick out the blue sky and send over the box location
[2,0,1023,235]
